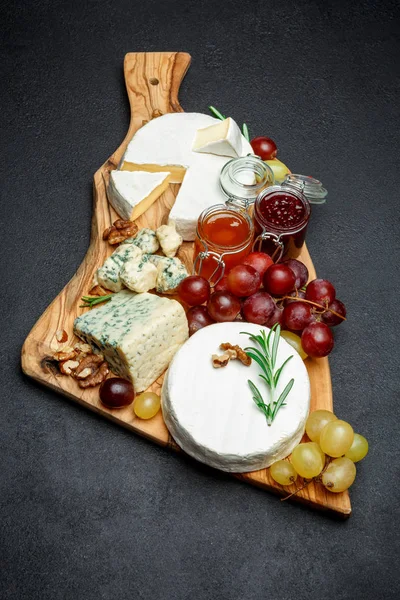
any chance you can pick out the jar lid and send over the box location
[283,174,328,205]
[219,155,274,205]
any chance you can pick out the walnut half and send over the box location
[212,344,251,369]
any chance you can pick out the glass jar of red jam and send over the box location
[194,204,254,283]
[253,185,311,260]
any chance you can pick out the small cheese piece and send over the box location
[96,244,142,293]
[74,290,189,393]
[156,224,183,258]
[148,255,188,293]
[120,255,158,293]
[122,228,159,254]
[192,117,245,158]
[107,170,171,221]
[162,322,310,473]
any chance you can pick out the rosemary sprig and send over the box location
[208,106,250,141]
[241,324,294,426]
[80,294,113,309]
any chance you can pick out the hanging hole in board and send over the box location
[149,77,159,85]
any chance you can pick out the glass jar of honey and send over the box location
[253,185,311,261]
[194,204,254,283]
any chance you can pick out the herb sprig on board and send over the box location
[80,294,113,309]
[241,324,294,426]
[208,106,250,142]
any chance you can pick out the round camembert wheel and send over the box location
[162,322,311,473]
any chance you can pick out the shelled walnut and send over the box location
[52,334,109,388]
[103,219,138,245]
[212,343,251,369]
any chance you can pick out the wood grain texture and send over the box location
[21,51,351,517]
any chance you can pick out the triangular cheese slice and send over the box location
[107,170,171,221]
[192,117,244,158]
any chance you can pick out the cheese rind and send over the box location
[120,113,253,240]
[74,291,189,392]
[96,244,142,293]
[161,322,311,473]
[192,117,244,158]
[107,170,171,221]
[156,224,183,258]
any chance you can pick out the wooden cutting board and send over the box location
[21,51,351,517]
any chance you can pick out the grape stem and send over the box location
[279,296,347,321]
[280,457,332,501]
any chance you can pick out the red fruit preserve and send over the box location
[194,205,254,282]
[253,186,311,260]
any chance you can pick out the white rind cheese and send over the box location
[192,117,245,158]
[161,322,310,473]
[74,290,189,392]
[120,113,253,240]
[107,170,171,221]
[156,224,182,257]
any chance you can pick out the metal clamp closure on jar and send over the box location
[219,154,274,209]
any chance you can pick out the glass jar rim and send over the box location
[254,185,311,234]
[220,155,274,202]
[197,203,254,252]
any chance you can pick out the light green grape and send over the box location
[309,442,326,466]
[133,392,161,419]
[319,420,354,457]
[270,460,298,486]
[345,433,369,463]
[306,410,337,443]
[280,331,308,360]
[291,443,324,479]
[322,457,356,493]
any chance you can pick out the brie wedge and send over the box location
[107,170,171,221]
[192,117,245,158]
[162,322,310,473]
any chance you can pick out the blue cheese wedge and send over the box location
[120,255,158,293]
[148,255,188,293]
[96,244,142,292]
[121,228,159,254]
[156,224,183,258]
[74,290,189,392]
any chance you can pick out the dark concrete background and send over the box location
[1,1,399,598]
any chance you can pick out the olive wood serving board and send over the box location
[21,52,351,517]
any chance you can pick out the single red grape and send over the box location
[242,292,275,325]
[99,378,135,408]
[283,289,306,306]
[241,252,274,278]
[178,275,210,306]
[187,305,215,336]
[282,259,309,289]
[214,275,229,293]
[322,299,347,327]
[306,279,336,305]
[207,292,241,322]
[301,322,334,358]
[283,301,315,331]
[265,304,284,328]
[263,264,296,296]
[227,264,261,297]
[250,136,278,160]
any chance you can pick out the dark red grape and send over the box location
[306,279,336,305]
[241,252,274,277]
[242,292,275,325]
[178,276,210,306]
[283,301,315,331]
[283,289,306,306]
[265,304,284,328]
[214,275,229,293]
[263,264,296,295]
[207,292,241,322]
[227,264,261,297]
[99,378,135,408]
[301,323,334,358]
[282,258,309,289]
[322,299,347,327]
[250,136,278,160]
[187,305,215,336]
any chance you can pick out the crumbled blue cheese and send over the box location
[148,255,188,293]
[122,228,159,254]
[120,254,158,293]
[156,224,183,257]
[96,244,142,292]
[74,290,189,392]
